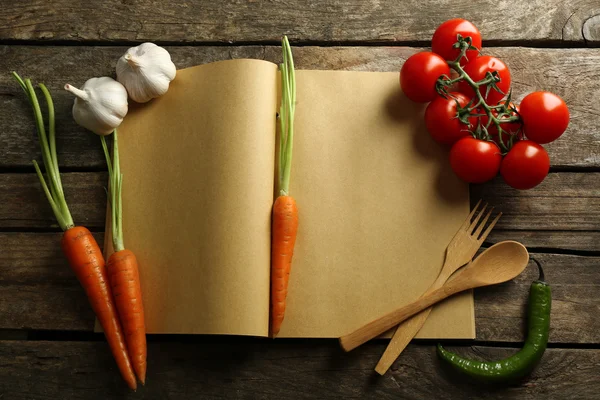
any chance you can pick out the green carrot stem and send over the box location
[117,173,123,250]
[25,79,59,198]
[101,131,124,252]
[279,63,288,185]
[14,72,73,231]
[100,135,113,179]
[33,160,67,230]
[278,36,296,196]
[38,84,61,193]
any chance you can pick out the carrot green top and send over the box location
[101,131,125,252]
[12,72,74,231]
[278,36,297,197]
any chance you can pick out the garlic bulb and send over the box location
[116,42,176,103]
[64,77,128,136]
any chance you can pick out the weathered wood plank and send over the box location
[1,172,597,234]
[1,45,598,168]
[0,0,598,44]
[0,340,598,399]
[0,172,106,229]
[0,232,100,331]
[486,230,600,252]
[475,252,600,343]
[471,173,600,232]
[1,232,598,343]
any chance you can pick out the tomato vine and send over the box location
[436,36,521,153]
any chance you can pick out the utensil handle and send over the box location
[374,306,434,374]
[375,264,457,374]
[339,285,455,352]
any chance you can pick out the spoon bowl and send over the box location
[450,240,529,287]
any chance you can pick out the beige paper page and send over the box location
[109,59,278,336]
[278,70,473,338]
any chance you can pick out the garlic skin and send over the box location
[116,42,176,103]
[64,77,128,136]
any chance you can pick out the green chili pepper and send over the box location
[437,259,551,383]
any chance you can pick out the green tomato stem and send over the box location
[441,39,520,152]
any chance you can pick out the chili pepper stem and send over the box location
[531,258,545,282]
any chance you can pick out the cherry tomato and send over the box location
[520,91,569,144]
[479,103,522,146]
[449,137,502,183]
[400,52,450,103]
[458,56,511,105]
[425,93,477,145]
[500,140,550,190]
[432,19,482,65]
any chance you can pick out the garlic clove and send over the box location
[116,42,176,103]
[65,77,128,136]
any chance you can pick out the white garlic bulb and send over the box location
[64,77,128,136]
[116,42,176,103]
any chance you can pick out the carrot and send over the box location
[270,37,299,338]
[13,72,137,390]
[101,130,147,384]
[62,227,137,390]
[271,195,299,337]
[107,249,146,384]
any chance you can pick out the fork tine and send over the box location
[461,199,483,231]
[478,212,502,243]
[473,207,494,238]
[467,203,488,234]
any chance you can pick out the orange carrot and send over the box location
[102,130,147,384]
[62,227,137,390]
[271,195,299,337]
[107,249,147,384]
[270,37,298,338]
[13,72,136,390]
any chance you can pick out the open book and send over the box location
[106,58,473,338]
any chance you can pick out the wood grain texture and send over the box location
[0,340,598,399]
[1,233,598,343]
[0,232,100,331]
[1,172,597,237]
[0,0,599,44]
[471,173,600,232]
[1,45,599,168]
[0,172,106,229]
[485,230,600,252]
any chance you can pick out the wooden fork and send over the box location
[338,200,501,357]
[372,200,501,374]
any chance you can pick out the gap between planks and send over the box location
[0,39,597,49]
[2,329,600,349]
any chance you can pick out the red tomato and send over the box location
[449,137,502,183]
[500,141,550,190]
[458,56,511,105]
[520,91,569,144]
[425,93,477,145]
[432,19,482,65]
[400,52,450,103]
[479,103,522,146]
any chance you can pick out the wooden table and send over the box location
[1,1,599,398]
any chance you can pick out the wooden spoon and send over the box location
[339,241,529,352]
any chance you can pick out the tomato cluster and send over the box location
[400,19,570,190]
